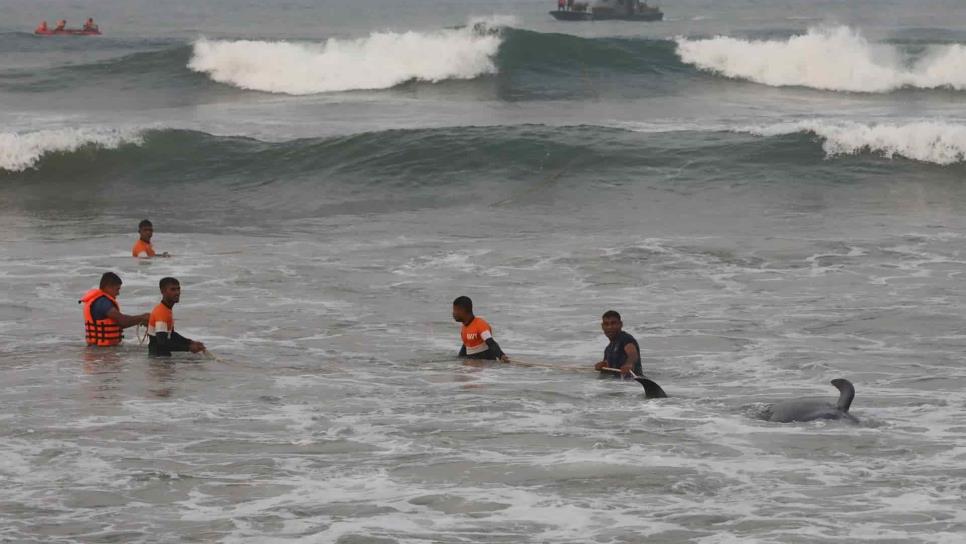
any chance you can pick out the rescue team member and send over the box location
[36,21,48,33]
[83,18,97,31]
[593,310,643,378]
[132,219,169,258]
[55,20,66,31]
[80,272,148,346]
[452,296,510,362]
[147,277,206,357]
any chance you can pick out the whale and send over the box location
[764,379,857,423]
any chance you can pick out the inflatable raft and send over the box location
[34,28,101,36]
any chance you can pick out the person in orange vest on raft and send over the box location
[80,272,149,347]
[132,219,169,258]
[452,296,510,362]
[147,277,206,357]
[83,18,98,32]
[55,20,67,31]
[36,21,49,33]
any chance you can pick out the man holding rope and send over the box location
[453,296,510,363]
[147,277,206,357]
[593,310,643,378]
[80,272,149,347]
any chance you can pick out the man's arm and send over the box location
[620,343,640,377]
[106,308,148,329]
[155,331,204,353]
[485,338,509,363]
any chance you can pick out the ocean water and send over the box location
[3,1,966,542]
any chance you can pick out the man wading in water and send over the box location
[593,310,643,378]
[453,296,510,362]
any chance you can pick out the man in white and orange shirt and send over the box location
[132,219,170,258]
[147,277,206,357]
[452,296,510,362]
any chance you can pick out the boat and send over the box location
[550,0,663,22]
[35,28,102,36]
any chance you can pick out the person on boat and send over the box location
[566,0,575,11]
[453,296,510,362]
[132,219,170,258]
[80,272,149,347]
[557,0,566,10]
[55,20,66,31]
[147,277,206,357]
[35,21,48,33]
[83,18,98,31]
[593,310,643,378]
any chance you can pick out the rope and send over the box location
[136,324,148,345]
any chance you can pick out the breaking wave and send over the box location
[676,26,966,93]
[0,127,144,172]
[187,20,506,94]
[742,120,966,165]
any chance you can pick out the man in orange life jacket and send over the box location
[132,219,169,258]
[147,277,206,357]
[593,310,643,378]
[80,272,148,347]
[452,296,510,362]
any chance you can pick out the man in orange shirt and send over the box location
[147,277,206,357]
[452,296,510,362]
[132,219,170,258]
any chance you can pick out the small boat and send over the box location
[550,0,663,22]
[35,28,102,36]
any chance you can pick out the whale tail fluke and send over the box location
[830,378,855,412]
[635,376,668,399]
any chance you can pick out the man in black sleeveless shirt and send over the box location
[593,310,643,378]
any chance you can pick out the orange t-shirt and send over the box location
[147,303,174,337]
[461,317,493,355]
[132,239,156,258]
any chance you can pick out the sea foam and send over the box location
[676,26,966,92]
[188,20,506,95]
[0,128,143,172]
[747,120,966,165]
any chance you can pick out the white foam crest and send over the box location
[676,26,966,92]
[744,120,966,165]
[188,21,507,95]
[0,127,143,172]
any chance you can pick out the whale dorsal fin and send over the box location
[830,379,855,412]
[635,377,668,399]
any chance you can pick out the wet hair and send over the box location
[99,272,122,289]
[453,296,473,312]
[602,310,622,321]
[159,277,180,291]
[138,219,153,230]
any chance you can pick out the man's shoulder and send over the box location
[150,303,172,319]
[89,296,115,316]
[619,331,639,344]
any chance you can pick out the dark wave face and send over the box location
[3,125,961,223]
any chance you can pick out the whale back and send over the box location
[831,379,855,412]
[765,378,857,423]
[766,399,840,423]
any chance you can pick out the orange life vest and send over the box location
[80,288,123,346]
[460,317,493,355]
[132,239,155,257]
[147,302,174,337]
